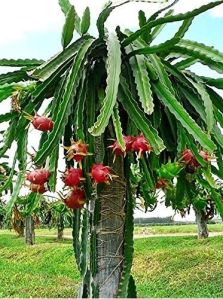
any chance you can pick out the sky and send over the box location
[0,0,223,221]
[0,0,223,59]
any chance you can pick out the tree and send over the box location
[191,189,216,239]
[1,0,223,297]
[11,196,38,244]
[0,199,5,228]
[11,205,25,237]
[0,157,22,233]
[24,214,35,245]
[160,169,217,239]
[41,199,72,240]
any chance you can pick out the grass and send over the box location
[133,236,223,298]
[1,228,223,297]
[0,233,80,298]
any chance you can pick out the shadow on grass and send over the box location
[36,236,72,245]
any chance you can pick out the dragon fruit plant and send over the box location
[1,0,223,297]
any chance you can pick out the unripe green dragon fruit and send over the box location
[157,161,183,180]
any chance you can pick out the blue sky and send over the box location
[156,12,223,50]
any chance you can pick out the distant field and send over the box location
[1,229,223,298]
[25,223,223,237]
[134,223,223,235]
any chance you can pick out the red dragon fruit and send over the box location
[181,149,194,164]
[155,179,168,189]
[27,169,50,185]
[131,134,152,157]
[199,150,210,162]
[32,115,54,132]
[62,168,85,187]
[65,140,89,162]
[64,189,85,209]
[108,136,134,156]
[181,149,210,168]
[30,183,47,194]
[90,164,113,184]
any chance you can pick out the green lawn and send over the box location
[133,236,223,298]
[1,230,223,298]
[0,233,80,298]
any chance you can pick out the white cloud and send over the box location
[211,6,223,17]
[0,0,63,45]
[105,0,223,30]
[0,0,222,46]
[173,0,223,16]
